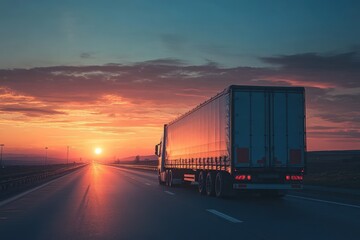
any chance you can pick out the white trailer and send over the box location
[155,85,306,197]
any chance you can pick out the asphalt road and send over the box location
[0,164,359,240]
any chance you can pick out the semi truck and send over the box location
[155,85,306,197]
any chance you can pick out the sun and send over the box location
[94,147,102,155]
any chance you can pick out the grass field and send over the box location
[305,151,360,189]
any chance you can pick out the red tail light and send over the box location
[235,175,252,181]
[285,175,303,181]
[235,175,246,180]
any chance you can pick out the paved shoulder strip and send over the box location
[0,170,82,207]
[287,195,360,209]
[206,209,243,223]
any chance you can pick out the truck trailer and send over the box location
[155,85,306,197]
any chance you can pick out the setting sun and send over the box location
[94,147,102,155]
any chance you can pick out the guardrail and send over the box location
[0,164,87,193]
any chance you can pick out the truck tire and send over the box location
[165,170,169,186]
[168,170,174,187]
[206,172,215,196]
[215,172,228,198]
[158,172,164,185]
[158,171,166,185]
[198,171,206,195]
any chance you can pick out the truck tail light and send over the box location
[235,175,251,181]
[285,175,303,181]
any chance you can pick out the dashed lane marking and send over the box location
[145,183,151,186]
[164,191,175,195]
[206,209,243,223]
[287,195,360,209]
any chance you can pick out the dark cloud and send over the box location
[262,51,360,71]
[308,93,360,125]
[258,51,360,88]
[137,58,186,66]
[0,53,359,137]
[308,130,360,139]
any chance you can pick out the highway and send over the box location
[0,164,359,240]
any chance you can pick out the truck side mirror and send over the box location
[155,144,159,156]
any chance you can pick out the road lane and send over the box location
[0,164,359,240]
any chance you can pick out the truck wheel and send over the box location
[198,171,206,195]
[165,170,169,186]
[158,171,165,185]
[158,173,162,185]
[168,170,174,187]
[206,172,215,196]
[215,172,228,198]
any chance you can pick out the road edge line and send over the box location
[287,194,360,209]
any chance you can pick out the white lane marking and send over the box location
[287,195,360,209]
[145,183,151,186]
[206,209,243,223]
[164,191,175,195]
[0,168,84,208]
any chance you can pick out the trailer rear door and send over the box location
[232,88,305,169]
[272,92,305,167]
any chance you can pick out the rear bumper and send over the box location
[233,183,302,190]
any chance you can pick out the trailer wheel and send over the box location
[215,172,228,198]
[206,172,215,196]
[165,170,169,186]
[158,171,164,185]
[168,170,174,187]
[198,171,206,195]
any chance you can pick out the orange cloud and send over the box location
[0,53,359,162]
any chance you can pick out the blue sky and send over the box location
[1,0,359,68]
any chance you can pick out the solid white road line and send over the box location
[206,209,243,223]
[164,191,175,195]
[0,169,82,208]
[287,195,360,209]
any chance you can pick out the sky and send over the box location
[0,0,359,162]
